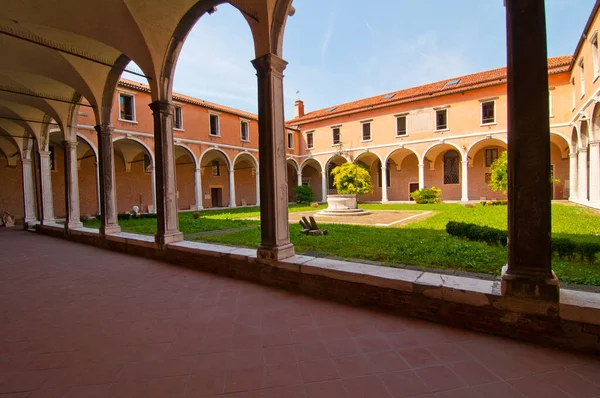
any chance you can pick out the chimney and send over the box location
[294,100,304,118]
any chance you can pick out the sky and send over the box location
[125,0,597,119]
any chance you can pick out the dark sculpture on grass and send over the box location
[299,216,328,236]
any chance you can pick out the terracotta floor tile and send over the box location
[62,384,112,398]
[343,375,392,398]
[355,335,391,354]
[540,369,600,398]
[107,381,148,398]
[185,370,226,397]
[192,352,229,374]
[509,375,573,398]
[414,365,465,392]
[263,345,297,366]
[295,342,329,361]
[437,387,481,398]
[117,357,193,380]
[326,339,361,358]
[145,375,189,398]
[227,348,264,371]
[398,347,440,368]
[379,370,432,398]
[305,379,349,398]
[299,359,340,383]
[0,371,49,393]
[333,355,376,379]
[366,350,409,373]
[262,384,306,398]
[264,363,302,388]
[570,364,600,386]
[225,366,264,393]
[447,360,500,386]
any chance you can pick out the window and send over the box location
[211,160,220,176]
[209,114,220,136]
[481,101,495,124]
[579,58,585,97]
[332,127,341,145]
[119,93,135,121]
[173,106,183,129]
[287,132,294,149]
[591,32,599,77]
[443,79,460,88]
[306,132,314,149]
[435,109,448,131]
[443,150,459,184]
[362,122,372,141]
[485,148,499,167]
[240,121,249,141]
[571,78,576,109]
[377,161,391,188]
[396,115,407,136]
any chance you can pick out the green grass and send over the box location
[83,203,600,286]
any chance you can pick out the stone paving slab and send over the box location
[246,210,434,227]
[1,228,599,397]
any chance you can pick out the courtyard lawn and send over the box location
[197,203,600,286]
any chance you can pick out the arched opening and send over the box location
[354,152,382,202]
[174,145,197,211]
[234,153,258,206]
[386,148,420,201]
[113,138,155,214]
[466,138,507,200]
[325,155,349,196]
[47,131,67,219]
[423,144,464,201]
[287,159,299,202]
[550,134,571,200]
[0,134,24,221]
[580,120,590,201]
[200,149,231,208]
[300,159,323,203]
[76,135,99,217]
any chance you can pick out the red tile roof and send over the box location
[287,56,572,126]
[118,78,258,121]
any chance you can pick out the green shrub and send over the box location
[331,163,374,195]
[192,211,202,220]
[411,187,441,204]
[575,242,600,264]
[293,185,315,204]
[551,238,576,260]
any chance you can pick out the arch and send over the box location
[579,119,590,148]
[174,143,198,169]
[353,150,384,165]
[286,157,300,172]
[300,157,323,173]
[550,132,571,158]
[233,151,258,169]
[592,102,600,142]
[199,147,231,170]
[113,136,155,167]
[422,141,465,165]
[384,146,421,166]
[465,136,507,158]
[571,126,579,153]
[76,133,98,162]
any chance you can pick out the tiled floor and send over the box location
[1,229,599,398]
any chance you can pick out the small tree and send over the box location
[293,185,315,204]
[331,162,374,195]
[488,151,508,194]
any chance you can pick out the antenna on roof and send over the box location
[296,90,300,100]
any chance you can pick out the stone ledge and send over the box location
[106,232,157,249]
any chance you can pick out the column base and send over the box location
[67,221,84,230]
[229,204,237,208]
[257,243,295,261]
[155,231,184,246]
[501,265,560,302]
[101,224,121,236]
[42,218,56,225]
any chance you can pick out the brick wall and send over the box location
[234,167,257,206]
[78,156,98,216]
[0,157,24,220]
[50,144,66,218]
[115,153,153,213]
[176,162,195,210]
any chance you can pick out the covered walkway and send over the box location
[0,230,599,398]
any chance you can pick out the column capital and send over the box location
[149,100,172,115]
[418,163,425,168]
[94,124,114,136]
[62,140,78,150]
[39,150,51,157]
[251,53,288,76]
[589,140,600,147]
[579,147,589,154]
[570,152,579,158]
[461,160,469,165]
[21,157,32,165]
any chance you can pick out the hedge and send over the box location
[95,213,158,221]
[446,221,600,264]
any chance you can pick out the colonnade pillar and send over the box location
[381,163,388,203]
[39,150,55,224]
[502,0,558,301]
[255,169,260,206]
[578,147,589,202]
[569,152,579,200]
[229,168,237,208]
[321,171,327,203]
[461,160,469,202]
[194,167,203,210]
[297,169,303,187]
[252,53,295,260]
[63,140,83,230]
[589,141,600,202]
[150,166,157,213]
[94,125,121,235]
[149,100,183,245]
[21,150,37,225]
[418,163,425,190]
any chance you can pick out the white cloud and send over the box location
[321,11,336,63]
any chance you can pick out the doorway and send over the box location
[409,183,419,201]
[211,187,223,208]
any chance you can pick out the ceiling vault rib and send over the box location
[0,28,152,80]
[0,86,95,108]
[0,116,59,125]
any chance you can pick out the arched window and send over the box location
[443,150,459,185]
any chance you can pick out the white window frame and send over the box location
[395,114,408,137]
[549,87,555,118]
[579,58,586,98]
[306,131,314,149]
[591,31,599,80]
[209,112,221,137]
[287,132,294,149]
[173,105,184,130]
[361,120,372,142]
[331,125,341,146]
[240,119,250,142]
[571,77,576,110]
[434,108,449,132]
[118,92,137,123]
[479,99,496,126]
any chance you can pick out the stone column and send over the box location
[502,0,558,301]
[229,168,237,208]
[63,140,83,230]
[21,150,37,225]
[569,152,579,201]
[578,147,588,202]
[418,163,425,189]
[297,169,303,187]
[589,141,600,202]
[461,160,469,202]
[194,167,203,210]
[255,169,260,206]
[94,125,121,235]
[150,166,157,213]
[381,163,389,203]
[39,150,55,224]
[95,161,101,215]
[252,53,295,260]
[321,171,327,202]
[149,100,183,245]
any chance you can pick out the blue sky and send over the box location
[126,0,596,119]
